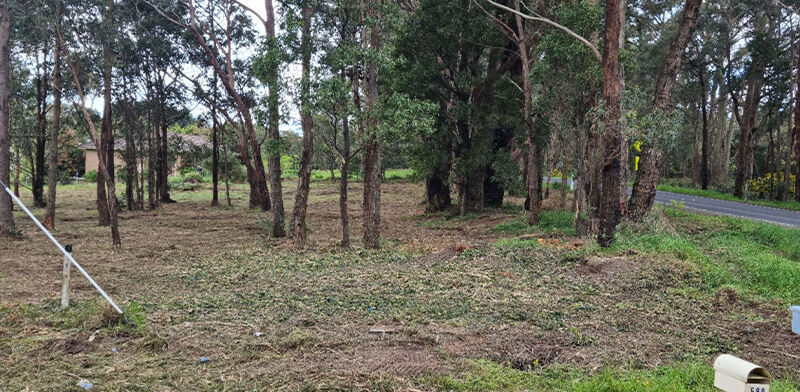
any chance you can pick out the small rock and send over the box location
[76,380,93,390]
[253,331,263,337]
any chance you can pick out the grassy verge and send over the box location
[423,359,800,391]
[604,207,800,304]
[657,184,800,212]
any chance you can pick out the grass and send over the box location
[658,183,800,212]
[285,168,416,182]
[3,182,800,390]
[426,359,800,391]
[494,210,576,236]
[608,207,800,304]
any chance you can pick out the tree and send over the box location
[597,0,623,246]
[360,0,382,249]
[730,14,768,199]
[247,0,286,236]
[44,0,62,229]
[0,0,15,236]
[627,0,703,221]
[146,0,272,211]
[291,0,315,246]
[61,33,122,247]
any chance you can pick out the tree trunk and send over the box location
[794,27,800,202]
[97,30,116,226]
[158,100,172,203]
[628,0,702,221]
[211,70,219,206]
[699,63,710,190]
[339,115,352,247]
[362,1,382,249]
[33,43,49,208]
[123,100,138,211]
[426,167,451,212]
[0,0,14,235]
[733,70,764,198]
[512,0,542,224]
[97,128,111,226]
[292,3,314,247]
[575,120,591,235]
[146,104,156,210]
[598,0,623,246]
[63,3,121,247]
[561,161,568,210]
[265,0,285,236]
[13,144,19,196]
[45,19,61,229]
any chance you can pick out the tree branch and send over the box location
[484,0,602,62]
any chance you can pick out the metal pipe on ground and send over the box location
[0,181,123,314]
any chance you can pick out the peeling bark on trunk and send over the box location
[0,0,14,235]
[628,0,702,221]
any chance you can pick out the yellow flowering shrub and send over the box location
[749,172,796,199]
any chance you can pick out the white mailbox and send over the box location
[713,354,770,392]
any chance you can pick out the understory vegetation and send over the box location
[2,183,799,391]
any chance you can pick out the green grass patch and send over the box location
[494,210,576,236]
[422,359,800,391]
[493,237,541,249]
[288,168,417,182]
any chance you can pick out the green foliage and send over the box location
[122,301,148,334]
[425,359,800,391]
[611,208,800,304]
[494,211,576,236]
[750,173,797,200]
[85,170,98,183]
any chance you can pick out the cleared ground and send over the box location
[1,181,800,391]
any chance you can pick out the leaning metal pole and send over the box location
[0,181,123,314]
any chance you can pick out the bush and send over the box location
[85,170,98,183]
[750,172,796,199]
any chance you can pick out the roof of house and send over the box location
[78,133,211,152]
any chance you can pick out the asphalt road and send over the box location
[544,177,800,228]
[653,190,800,228]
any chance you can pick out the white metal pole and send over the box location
[0,181,123,314]
[61,246,72,309]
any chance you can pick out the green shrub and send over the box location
[85,170,98,183]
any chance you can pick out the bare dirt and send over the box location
[1,181,799,390]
